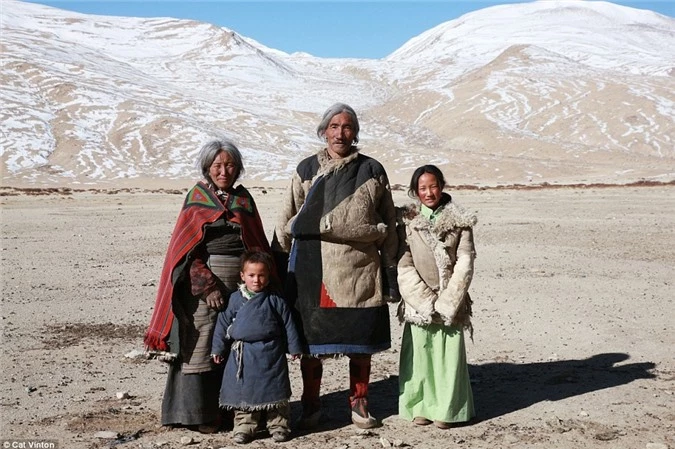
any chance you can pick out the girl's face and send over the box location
[240,261,269,293]
[417,173,443,210]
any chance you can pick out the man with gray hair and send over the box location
[273,103,399,429]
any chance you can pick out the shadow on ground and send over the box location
[290,352,656,432]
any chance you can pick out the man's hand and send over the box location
[382,266,401,303]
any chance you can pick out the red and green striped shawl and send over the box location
[144,181,271,351]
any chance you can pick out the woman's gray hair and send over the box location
[196,139,244,182]
[316,102,360,144]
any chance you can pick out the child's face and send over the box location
[240,261,269,293]
[417,172,443,210]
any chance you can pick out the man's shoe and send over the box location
[233,432,253,444]
[296,409,321,430]
[350,398,378,429]
[271,431,290,442]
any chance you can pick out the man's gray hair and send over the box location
[196,139,244,182]
[316,103,360,144]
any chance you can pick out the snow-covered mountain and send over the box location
[1,0,673,187]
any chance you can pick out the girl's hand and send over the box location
[211,354,224,364]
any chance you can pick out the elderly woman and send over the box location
[144,139,272,433]
[273,103,399,429]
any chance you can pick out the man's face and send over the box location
[324,112,356,159]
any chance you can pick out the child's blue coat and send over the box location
[212,289,304,410]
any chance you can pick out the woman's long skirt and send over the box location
[161,363,223,425]
[398,322,475,423]
[161,254,240,426]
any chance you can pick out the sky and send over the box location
[20,1,675,59]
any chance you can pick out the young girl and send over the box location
[397,165,477,429]
[211,250,303,444]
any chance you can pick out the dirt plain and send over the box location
[0,183,673,449]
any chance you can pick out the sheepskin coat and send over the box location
[273,148,398,354]
[211,287,304,411]
[397,193,477,332]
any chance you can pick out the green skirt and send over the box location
[398,322,475,423]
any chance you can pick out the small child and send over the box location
[211,250,303,444]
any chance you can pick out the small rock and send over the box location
[116,391,130,399]
[579,410,589,417]
[180,436,195,445]
[25,386,37,393]
[125,349,147,359]
[154,442,168,447]
[354,430,375,437]
[392,439,406,447]
[594,431,619,441]
[380,436,392,447]
[94,431,120,439]
[503,434,519,444]
[645,444,668,449]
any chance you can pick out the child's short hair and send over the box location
[240,249,274,273]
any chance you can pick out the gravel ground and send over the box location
[1,184,673,449]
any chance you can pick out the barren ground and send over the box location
[1,184,673,449]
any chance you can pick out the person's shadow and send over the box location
[290,352,655,432]
[468,352,655,421]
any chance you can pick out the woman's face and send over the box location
[324,112,356,159]
[209,151,238,190]
[417,172,443,209]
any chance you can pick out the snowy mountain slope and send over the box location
[1,0,673,187]
[387,1,674,79]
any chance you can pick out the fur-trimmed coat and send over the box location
[272,148,398,354]
[397,194,477,332]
